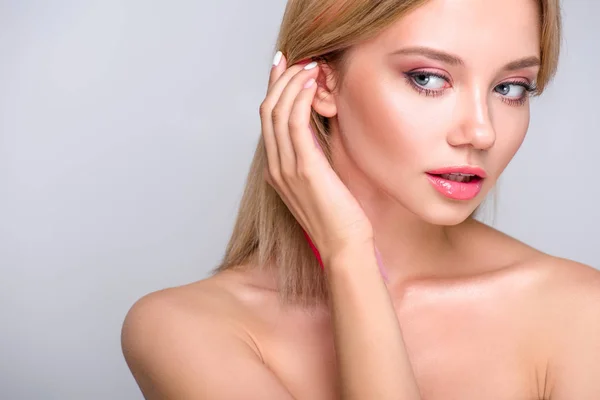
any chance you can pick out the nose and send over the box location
[447,88,496,151]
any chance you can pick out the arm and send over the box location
[325,247,422,400]
[121,292,296,400]
[260,52,422,399]
[122,51,423,400]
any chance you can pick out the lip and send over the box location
[426,166,487,178]
[425,165,486,201]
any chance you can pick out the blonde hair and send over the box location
[213,0,562,306]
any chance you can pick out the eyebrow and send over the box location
[390,46,541,71]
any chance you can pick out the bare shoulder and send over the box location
[121,271,260,357]
[465,220,598,279]
[532,254,600,294]
[476,219,600,398]
[520,252,600,319]
[522,255,600,398]
[472,219,600,304]
[121,269,295,400]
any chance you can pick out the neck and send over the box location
[328,130,471,287]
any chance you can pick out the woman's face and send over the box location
[329,0,541,225]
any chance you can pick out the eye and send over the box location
[410,72,448,90]
[494,83,526,98]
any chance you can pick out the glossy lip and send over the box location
[426,165,487,178]
[425,165,487,201]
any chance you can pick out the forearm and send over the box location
[325,247,422,400]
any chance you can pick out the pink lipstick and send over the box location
[425,166,486,201]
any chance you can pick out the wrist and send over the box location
[321,239,375,272]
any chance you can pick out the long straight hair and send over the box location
[213,0,562,306]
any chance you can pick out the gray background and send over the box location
[1,1,598,399]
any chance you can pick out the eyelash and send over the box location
[403,71,537,107]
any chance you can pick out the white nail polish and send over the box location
[272,51,283,67]
[304,61,318,70]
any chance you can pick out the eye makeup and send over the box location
[402,69,537,106]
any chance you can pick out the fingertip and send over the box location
[268,51,286,88]
[273,52,288,72]
[303,61,319,71]
[272,51,283,67]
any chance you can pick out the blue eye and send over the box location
[404,71,450,97]
[494,80,536,106]
[404,71,536,105]
[411,73,447,89]
[495,83,526,98]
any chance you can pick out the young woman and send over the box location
[122,0,600,398]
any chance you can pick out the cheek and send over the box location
[492,105,530,169]
[338,76,447,167]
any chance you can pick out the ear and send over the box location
[312,63,338,118]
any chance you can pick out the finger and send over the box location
[266,62,312,103]
[271,62,320,177]
[260,60,311,180]
[268,51,287,91]
[262,51,287,179]
[288,72,323,172]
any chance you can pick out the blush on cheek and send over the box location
[494,108,530,155]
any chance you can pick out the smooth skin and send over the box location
[122,0,600,398]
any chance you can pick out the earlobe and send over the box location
[311,65,338,118]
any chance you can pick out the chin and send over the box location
[413,198,482,226]
[411,177,495,226]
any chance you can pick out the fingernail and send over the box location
[304,78,315,89]
[304,61,318,70]
[272,51,283,67]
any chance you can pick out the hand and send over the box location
[260,52,374,265]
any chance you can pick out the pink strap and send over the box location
[302,228,389,282]
[302,229,324,270]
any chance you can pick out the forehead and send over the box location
[368,0,541,65]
